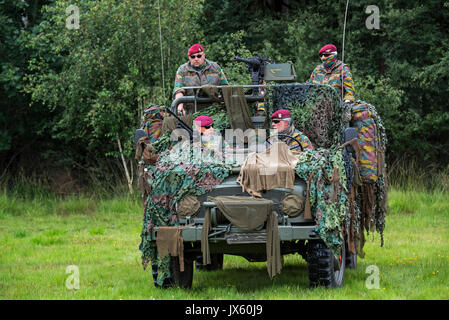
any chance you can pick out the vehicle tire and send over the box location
[169,255,194,289]
[151,261,173,289]
[195,253,224,271]
[307,240,346,288]
[345,242,357,269]
[151,255,194,289]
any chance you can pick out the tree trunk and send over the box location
[117,138,134,194]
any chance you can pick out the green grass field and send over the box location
[0,187,448,300]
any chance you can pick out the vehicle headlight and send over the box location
[279,193,304,217]
[176,195,200,218]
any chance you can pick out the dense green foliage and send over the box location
[1,0,448,185]
[201,0,449,164]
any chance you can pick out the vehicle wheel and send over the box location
[195,253,224,271]
[345,242,357,269]
[151,255,194,289]
[169,255,194,289]
[307,240,346,288]
[151,261,173,289]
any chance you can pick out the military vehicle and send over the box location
[135,57,387,289]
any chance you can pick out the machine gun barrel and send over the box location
[234,55,270,93]
[234,56,260,65]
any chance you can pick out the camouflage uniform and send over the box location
[141,105,164,143]
[173,59,228,98]
[280,126,314,151]
[307,60,355,102]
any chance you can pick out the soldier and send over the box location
[192,115,230,155]
[193,115,215,137]
[173,44,229,115]
[307,44,355,103]
[271,109,313,151]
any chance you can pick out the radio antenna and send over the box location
[341,0,350,101]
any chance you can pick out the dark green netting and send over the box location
[265,83,346,149]
[265,83,388,258]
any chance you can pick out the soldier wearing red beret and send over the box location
[271,109,313,151]
[192,115,231,156]
[173,44,228,115]
[307,44,356,103]
[193,115,214,136]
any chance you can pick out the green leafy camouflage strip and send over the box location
[266,83,387,255]
[139,143,231,286]
[295,149,348,258]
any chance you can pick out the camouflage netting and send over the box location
[265,83,388,258]
[266,83,347,149]
[138,142,232,286]
[137,83,388,283]
[192,104,230,132]
[294,149,348,258]
[347,101,388,257]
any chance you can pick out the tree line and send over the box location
[1,0,448,189]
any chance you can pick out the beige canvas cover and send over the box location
[201,196,282,279]
[156,226,185,271]
[236,142,300,197]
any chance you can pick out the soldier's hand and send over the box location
[177,103,186,115]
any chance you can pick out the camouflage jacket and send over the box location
[173,59,228,98]
[280,126,314,151]
[307,60,355,102]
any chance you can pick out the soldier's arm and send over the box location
[295,132,314,150]
[173,67,186,114]
[216,64,228,85]
[173,67,185,98]
[307,66,319,84]
[342,65,355,102]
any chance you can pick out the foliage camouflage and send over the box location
[3,0,448,183]
[265,83,387,258]
[138,141,231,286]
[294,149,348,258]
[265,83,345,149]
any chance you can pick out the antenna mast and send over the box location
[341,0,350,101]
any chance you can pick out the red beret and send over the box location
[271,109,291,119]
[319,44,337,55]
[188,44,204,56]
[194,115,213,127]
